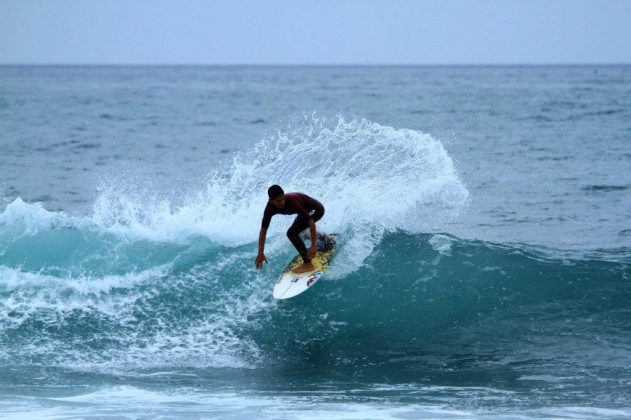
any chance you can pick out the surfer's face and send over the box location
[270,195,285,209]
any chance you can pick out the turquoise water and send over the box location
[1,66,630,418]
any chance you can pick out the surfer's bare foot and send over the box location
[292,262,315,274]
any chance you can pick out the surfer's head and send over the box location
[268,184,285,208]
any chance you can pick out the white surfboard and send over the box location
[273,234,336,300]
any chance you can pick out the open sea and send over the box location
[0,65,630,419]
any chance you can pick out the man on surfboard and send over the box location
[255,185,325,274]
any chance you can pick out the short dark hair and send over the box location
[268,184,284,199]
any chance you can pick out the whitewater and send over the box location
[1,65,630,418]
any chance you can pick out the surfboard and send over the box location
[272,234,336,300]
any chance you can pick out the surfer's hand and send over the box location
[255,253,267,269]
[307,246,317,260]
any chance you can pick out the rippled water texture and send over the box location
[1,66,630,418]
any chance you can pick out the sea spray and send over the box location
[91,116,469,268]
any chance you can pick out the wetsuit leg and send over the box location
[287,219,310,263]
[286,207,324,264]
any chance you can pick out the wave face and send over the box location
[1,118,630,408]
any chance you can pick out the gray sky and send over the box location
[1,0,630,65]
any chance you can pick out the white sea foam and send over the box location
[429,234,453,255]
[73,259,271,372]
[6,384,628,419]
[0,197,77,235]
[0,265,168,329]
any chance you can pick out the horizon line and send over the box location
[1,62,630,67]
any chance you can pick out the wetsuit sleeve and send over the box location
[261,206,273,229]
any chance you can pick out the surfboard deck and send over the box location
[272,234,336,300]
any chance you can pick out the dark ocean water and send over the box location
[0,66,630,418]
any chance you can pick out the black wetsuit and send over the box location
[261,193,325,263]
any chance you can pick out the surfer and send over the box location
[255,185,325,274]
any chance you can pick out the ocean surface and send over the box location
[0,65,630,419]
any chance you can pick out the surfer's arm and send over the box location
[258,228,267,254]
[255,228,268,269]
[307,219,317,259]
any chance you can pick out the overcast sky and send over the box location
[1,0,630,65]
